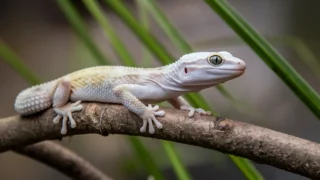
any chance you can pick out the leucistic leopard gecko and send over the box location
[14,51,246,134]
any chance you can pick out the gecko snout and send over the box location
[237,60,246,70]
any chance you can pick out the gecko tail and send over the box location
[14,85,53,115]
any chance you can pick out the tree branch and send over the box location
[14,141,112,180]
[1,103,319,179]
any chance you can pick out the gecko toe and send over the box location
[140,119,148,132]
[154,110,165,116]
[53,115,62,124]
[60,116,68,134]
[152,105,159,110]
[67,112,77,128]
[152,116,163,129]
[148,118,155,134]
[188,110,195,117]
[54,101,83,134]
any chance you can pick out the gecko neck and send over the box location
[155,61,214,93]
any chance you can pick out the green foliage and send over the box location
[4,1,318,180]
[128,137,164,180]
[161,141,191,180]
[105,0,263,179]
[84,0,135,66]
[230,155,263,180]
[0,42,40,84]
[57,0,108,65]
[206,0,320,120]
[83,1,189,179]
[58,1,165,179]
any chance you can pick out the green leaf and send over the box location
[105,0,263,179]
[56,0,108,65]
[230,155,263,180]
[161,141,191,180]
[83,0,135,66]
[137,0,192,53]
[136,0,153,67]
[137,0,244,112]
[59,1,164,179]
[105,0,172,63]
[0,42,41,84]
[129,137,164,180]
[83,1,189,179]
[105,0,212,114]
[205,0,320,120]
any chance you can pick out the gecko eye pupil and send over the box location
[208,55,223,66]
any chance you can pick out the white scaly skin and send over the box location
[14,51,246,134]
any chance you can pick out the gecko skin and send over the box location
[14,51,246,134]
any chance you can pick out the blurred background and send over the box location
[0,0,319,179]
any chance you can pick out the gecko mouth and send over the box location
[217,68,245,72]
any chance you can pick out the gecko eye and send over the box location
[208,55,223,66]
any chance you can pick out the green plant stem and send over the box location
[136,0,153,67]
[56,0,108,65]
[83,0,135,66]
[161,141,191,180]
[105,0,213,114]
[230,155,263,180]
[128,137,164,180]
[83,1,189,179]
[205,0,320,120]
[58,1,164,179]
[105,0,262,179]
[138,0,239,111]
[0,42,41,84]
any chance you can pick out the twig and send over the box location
[0,102,320,179]
[14,141,112,180]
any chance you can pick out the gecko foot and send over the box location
[139,104,165,134]
[180,105,211,117]
[53,100,83,134]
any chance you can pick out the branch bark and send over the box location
[1,102,320,179]
[14,141,112,180]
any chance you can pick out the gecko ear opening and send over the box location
[183,65,198,73]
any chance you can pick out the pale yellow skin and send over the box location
[14,51,246,134]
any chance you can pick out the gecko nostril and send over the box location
[237,62,240,65]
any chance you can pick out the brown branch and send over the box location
[14,141,112,180]
[1,103,320,179]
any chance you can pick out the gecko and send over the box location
[14,51,246,134]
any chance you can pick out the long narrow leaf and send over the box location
[83,0,135,66]
[161,141,191,180]
[230,155,263,180]
[83,1,189,179]
[59,1,164,179]
[128,137,164,180]
[138,0,240,111]
[56,0,108,65]
[205,0,320,119]
[0,42,41,84]
[136,0,153,67]
[105,0,263,179]
[137,0,192,53]
[105,0,212,113]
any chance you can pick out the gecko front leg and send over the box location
[168,96,211,117]
[52,79,83,134]
[113,84,164,134]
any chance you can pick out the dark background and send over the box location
[0,0,319,179]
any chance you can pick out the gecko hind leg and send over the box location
[52,79,83,134]
[180,105,212,117]
[53,100,83,134]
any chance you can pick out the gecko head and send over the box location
[175,51,246,86]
